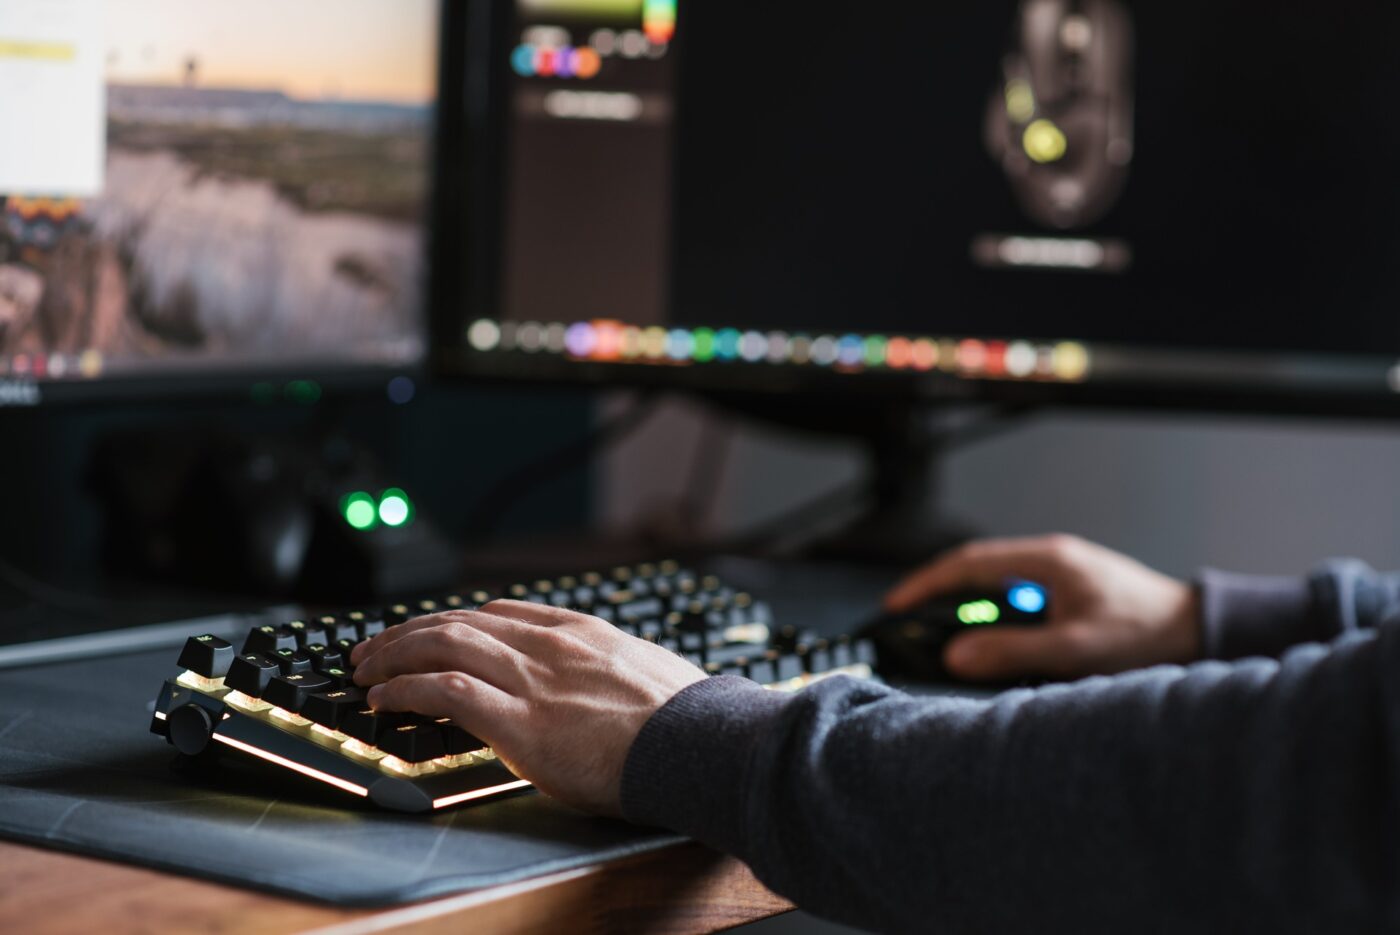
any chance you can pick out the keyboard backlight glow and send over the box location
[153,710,167,720]
[432,779,533,809]
[270,707,311,727]
[212,733,369,797]
[177,670,226,692]
[225,690,271,712]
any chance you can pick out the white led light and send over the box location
[378,496,410,527]
[431,779,534,809]
[1005,341,1037,378]
[738,330,768,362]
[467,319,502,352]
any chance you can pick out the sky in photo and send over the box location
[102,0,436,103]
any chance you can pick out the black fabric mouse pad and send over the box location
[0,648,684,907]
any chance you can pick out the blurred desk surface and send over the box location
[0,838,792,935]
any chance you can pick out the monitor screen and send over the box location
[0,0,438,404]
[448,0,1400,410]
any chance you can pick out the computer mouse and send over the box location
[983,0,1135,229]
[859,581,1049,682]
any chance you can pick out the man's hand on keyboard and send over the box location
[885,534,1201,681]
[350,601,707,816]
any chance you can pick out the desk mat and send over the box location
[0,647,684,907]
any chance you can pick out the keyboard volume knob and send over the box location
[168,704,216,756]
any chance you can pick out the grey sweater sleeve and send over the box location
[1200,559,1400,659]
[621,564,1400,934]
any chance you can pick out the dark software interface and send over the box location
[0,0,439,399]
[496,0,679,328]
[463,1,1400,398]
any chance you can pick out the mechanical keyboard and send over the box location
[150,561,879,812]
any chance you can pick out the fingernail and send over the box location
[366,684,382,708]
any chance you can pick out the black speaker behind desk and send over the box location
[88,427,459,603]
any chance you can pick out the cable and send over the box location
[467,390,663,538]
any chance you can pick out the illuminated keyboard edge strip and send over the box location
[212,733,370,797]
[432,779,533,809]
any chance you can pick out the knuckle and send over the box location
[441,671,474,696]
[1043,533,1083,558]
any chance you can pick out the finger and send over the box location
[942,623,1092,682]
[350,612,457,666]
[478,599,593,627]
[353,622,528,694]
[352,607,540,667]
[884,537,1076,611]
[368,671,524,750]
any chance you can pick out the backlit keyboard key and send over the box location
[264,672,332,712]
[379,723,446,763]
[302,688,366,730]
[177,634,234,679]
[272,648,313,675]
[242,625,298,655]
[226,653,280,697]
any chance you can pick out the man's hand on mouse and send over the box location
[349,601,706,816]
[884,534,1201,681]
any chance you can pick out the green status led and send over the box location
[864,335,888,367]
[692,328,717,362]
[956,600,1001,626]
[378,488,414,528]
[341,491,378,531]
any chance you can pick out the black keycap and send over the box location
[617,597,664,624]
[355,613,383,643]
[705,642,759,667]
[305,643,344,672]
[324,616,360,644]
[807,641,833,674]
[775,653,805,682]
[177,634,234,678]
[272,648,313,675]
[242,625,298,655]
[263,672,332,712]
[748,654,778,685]
[854,638,877,668]
[285,619,328,648]
[302,688,366,729]
[831,636,854,669]
[226,653,280,697]
[334,637,358,659]
[384,603,413,626]
[379,723,446,763]
[436,718,486,756]
[321,666,355,689]
[342,708,412,746]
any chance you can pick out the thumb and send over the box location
[943,625,1087,682]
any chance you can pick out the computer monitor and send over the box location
[0,0,441,407]
[440,0,1400,417]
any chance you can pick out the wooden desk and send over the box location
[0,839,792,935]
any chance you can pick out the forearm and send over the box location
[623,627,1400,933]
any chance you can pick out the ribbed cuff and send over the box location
[1197,569,1319,660]
[620,676,787,852]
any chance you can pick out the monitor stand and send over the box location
[703,393,1025,568]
